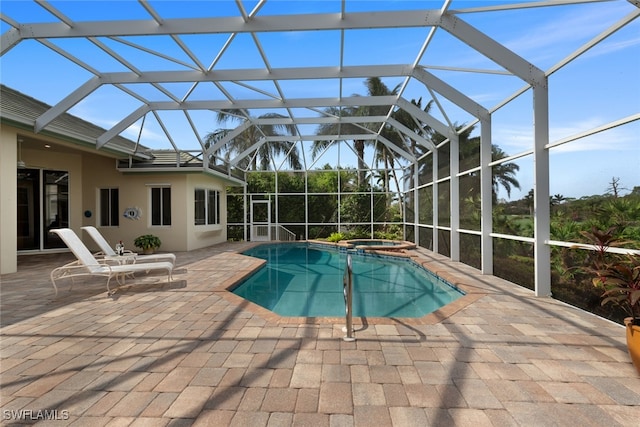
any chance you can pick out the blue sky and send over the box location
[1,0,638,200]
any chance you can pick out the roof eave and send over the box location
[1,115,153,160]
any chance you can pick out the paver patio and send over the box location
[1,242,639,426]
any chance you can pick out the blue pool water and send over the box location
[232,243,464,318]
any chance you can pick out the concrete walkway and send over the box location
[1,242,639,426]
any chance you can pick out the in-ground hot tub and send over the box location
[343,239,416,252]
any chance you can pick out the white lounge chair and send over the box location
[50,228,174,296]
[81,226,176,266]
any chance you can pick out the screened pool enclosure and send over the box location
[2,0,638,316]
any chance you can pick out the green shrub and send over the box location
[373,230,403,240]
[133,234,161,250]
[327,232,346,242]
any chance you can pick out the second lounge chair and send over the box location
[50,228,174,296]
[82,226,176,266]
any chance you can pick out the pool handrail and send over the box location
[343,253,355,341]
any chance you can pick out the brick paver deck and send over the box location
[1,242,639,426]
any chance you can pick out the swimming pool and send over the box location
[232,243,464,318]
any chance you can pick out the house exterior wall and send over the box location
[0,127,18,274]
[1,124,229,274]
[25,144,84,234]
[81,167,191,253]
[186,173,227,250]
[2,127,83,273]
[81,165,228,253]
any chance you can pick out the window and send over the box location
[195,188,220,226]
[99,188,119,227]
[151,187,171,226]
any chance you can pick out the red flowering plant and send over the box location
[578,227,640,323]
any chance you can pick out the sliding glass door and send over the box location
[17,168,69,251]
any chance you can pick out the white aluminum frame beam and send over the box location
[480,117,493,275]
[34,65,416,132]
[205,121,253,156]
[376,135,416,162]
[248,115,390,126]
[439,13,545,85]
[386,117,436,151]
[451,0,620,14]
[450,132,460,262]
[97,95,400,147]
[34,77,101,133]
[532,81,551,297]
[412,67,489,121]
[229,137,267,166]
[2,10,446,50]
[266,134,377,142]
[395,98,452,138]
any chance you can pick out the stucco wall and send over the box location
[2,129,83,273]
[2,124,232,274]
[186,173,228,250]
[1,127,18,274]
[25,146,84,232]
[79,159,228,252]
[80,162,191,252]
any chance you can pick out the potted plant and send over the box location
[578,227,640,374]
[134,234,162,255]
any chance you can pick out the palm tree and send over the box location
[387,97,435,216]
[313,77,401,188]
[312,105,365,179]
[430,124,521,203]
[491,145,520,201]
[205,111,301,171]
[314,115,371,186]
[524,189,534,216]
[392,97,435,158]
[314,78,417,226]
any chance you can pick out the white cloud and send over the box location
[492,117,639,154]
[73,107,170,147]
[503,3,632,54]
[580,36,640,60]
[120,123,167,146]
